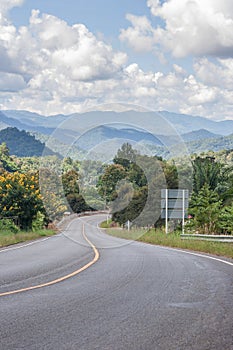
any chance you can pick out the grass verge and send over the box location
[0,229,56,248]
[101,222,233,259]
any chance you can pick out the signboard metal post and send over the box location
[182,190,185,235]
[161,189,189,234]
[165,189,168,234]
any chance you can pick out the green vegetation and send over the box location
[0,228,56,248]
[186,133,233,154]
[0,218,19,233]
[1,136,233,249]
[98,144,233,236]
[100,219,116,228]
[0,143,93,234]
[104,226,233,259]
[0,127,54,157]
[97,143,179,227]
[188,156,233,234]
[0,171,44,230]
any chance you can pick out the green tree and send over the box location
[0,171,44,230]
[218,206,233,234]
[62,169,91,213]
[113,143,138,169]
[192,156,224,193]
[97,164,126,203]
[189,185,222,234]
[62,169,80,196]
[62,157,79,173]
[66,193,90,213]
[0,143,18,173]
[39,168,68,220]
[112,186,148,226]
[162,161,178,189]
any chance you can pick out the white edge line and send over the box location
[0,223,100,297]
[94,215,233,267]
[0,236,55,254]
[7,214,230,268]
[0,215,90,255]
[143,244,233,267]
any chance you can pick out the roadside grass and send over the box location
[101,222,233,259]
[100,219,113,228]
[0,229,56,248]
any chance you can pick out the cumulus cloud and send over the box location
[0,0,24,22]
[121,0,233,58]
[0,8,128,113]
[0,1,233,120]
[2,56,233,120]
[194,58,233,89]
[119,14,157,52]
[4,10,128,82]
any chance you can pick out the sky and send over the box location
[0,0,233,120]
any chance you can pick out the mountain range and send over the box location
[2,110,233,135]
[0,109,233,158]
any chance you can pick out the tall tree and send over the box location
[113,143,138,169]
[97,164,126,203]
[192,156,223,193]
[189,185,222,234]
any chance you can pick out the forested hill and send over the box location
[0,127,55,157]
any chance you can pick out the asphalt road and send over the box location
[0,214,233,350]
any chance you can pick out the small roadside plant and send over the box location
[0,218,19,233]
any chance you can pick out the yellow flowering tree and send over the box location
[0,171,44,230]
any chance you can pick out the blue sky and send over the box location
[9,0,169,72]
[0,0,233,120]
[10,0,151,30]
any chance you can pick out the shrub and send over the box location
[0,218,19,233]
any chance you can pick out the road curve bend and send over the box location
[0,214,232,350]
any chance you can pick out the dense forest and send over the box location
[0,140,232,234]
[0,127,56,157]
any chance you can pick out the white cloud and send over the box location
[3,10,127,82]
[0,0,24,22]
[2,57,233,120]
[194,58,233,89]
[0,2,233,120]
[119,14,156,52]
[0,72,26,91]
[121,0,233,58]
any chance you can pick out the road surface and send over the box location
[0,214,233,350]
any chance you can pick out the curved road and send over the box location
[0,215,232,350]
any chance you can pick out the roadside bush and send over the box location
[0,218,19,233]
[32,211,45,231]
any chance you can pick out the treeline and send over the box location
[0,127,55,157]
[1,140,233,235]
[188,156,233,234]
[97,143,233,234]
[0,144,91,230]
[97,143,179,227]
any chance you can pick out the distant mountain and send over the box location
[181,129,221,142]
[0,111,55,135]
[2,109,233,137]
[85,103,149,113]
[0,127,56,157]
[1,109,233,157]
[186,133,233,154]
[4,110,67,128]
[160,111,233,136]
[75,125,162,150]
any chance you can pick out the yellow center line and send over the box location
[0,224,100,297]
